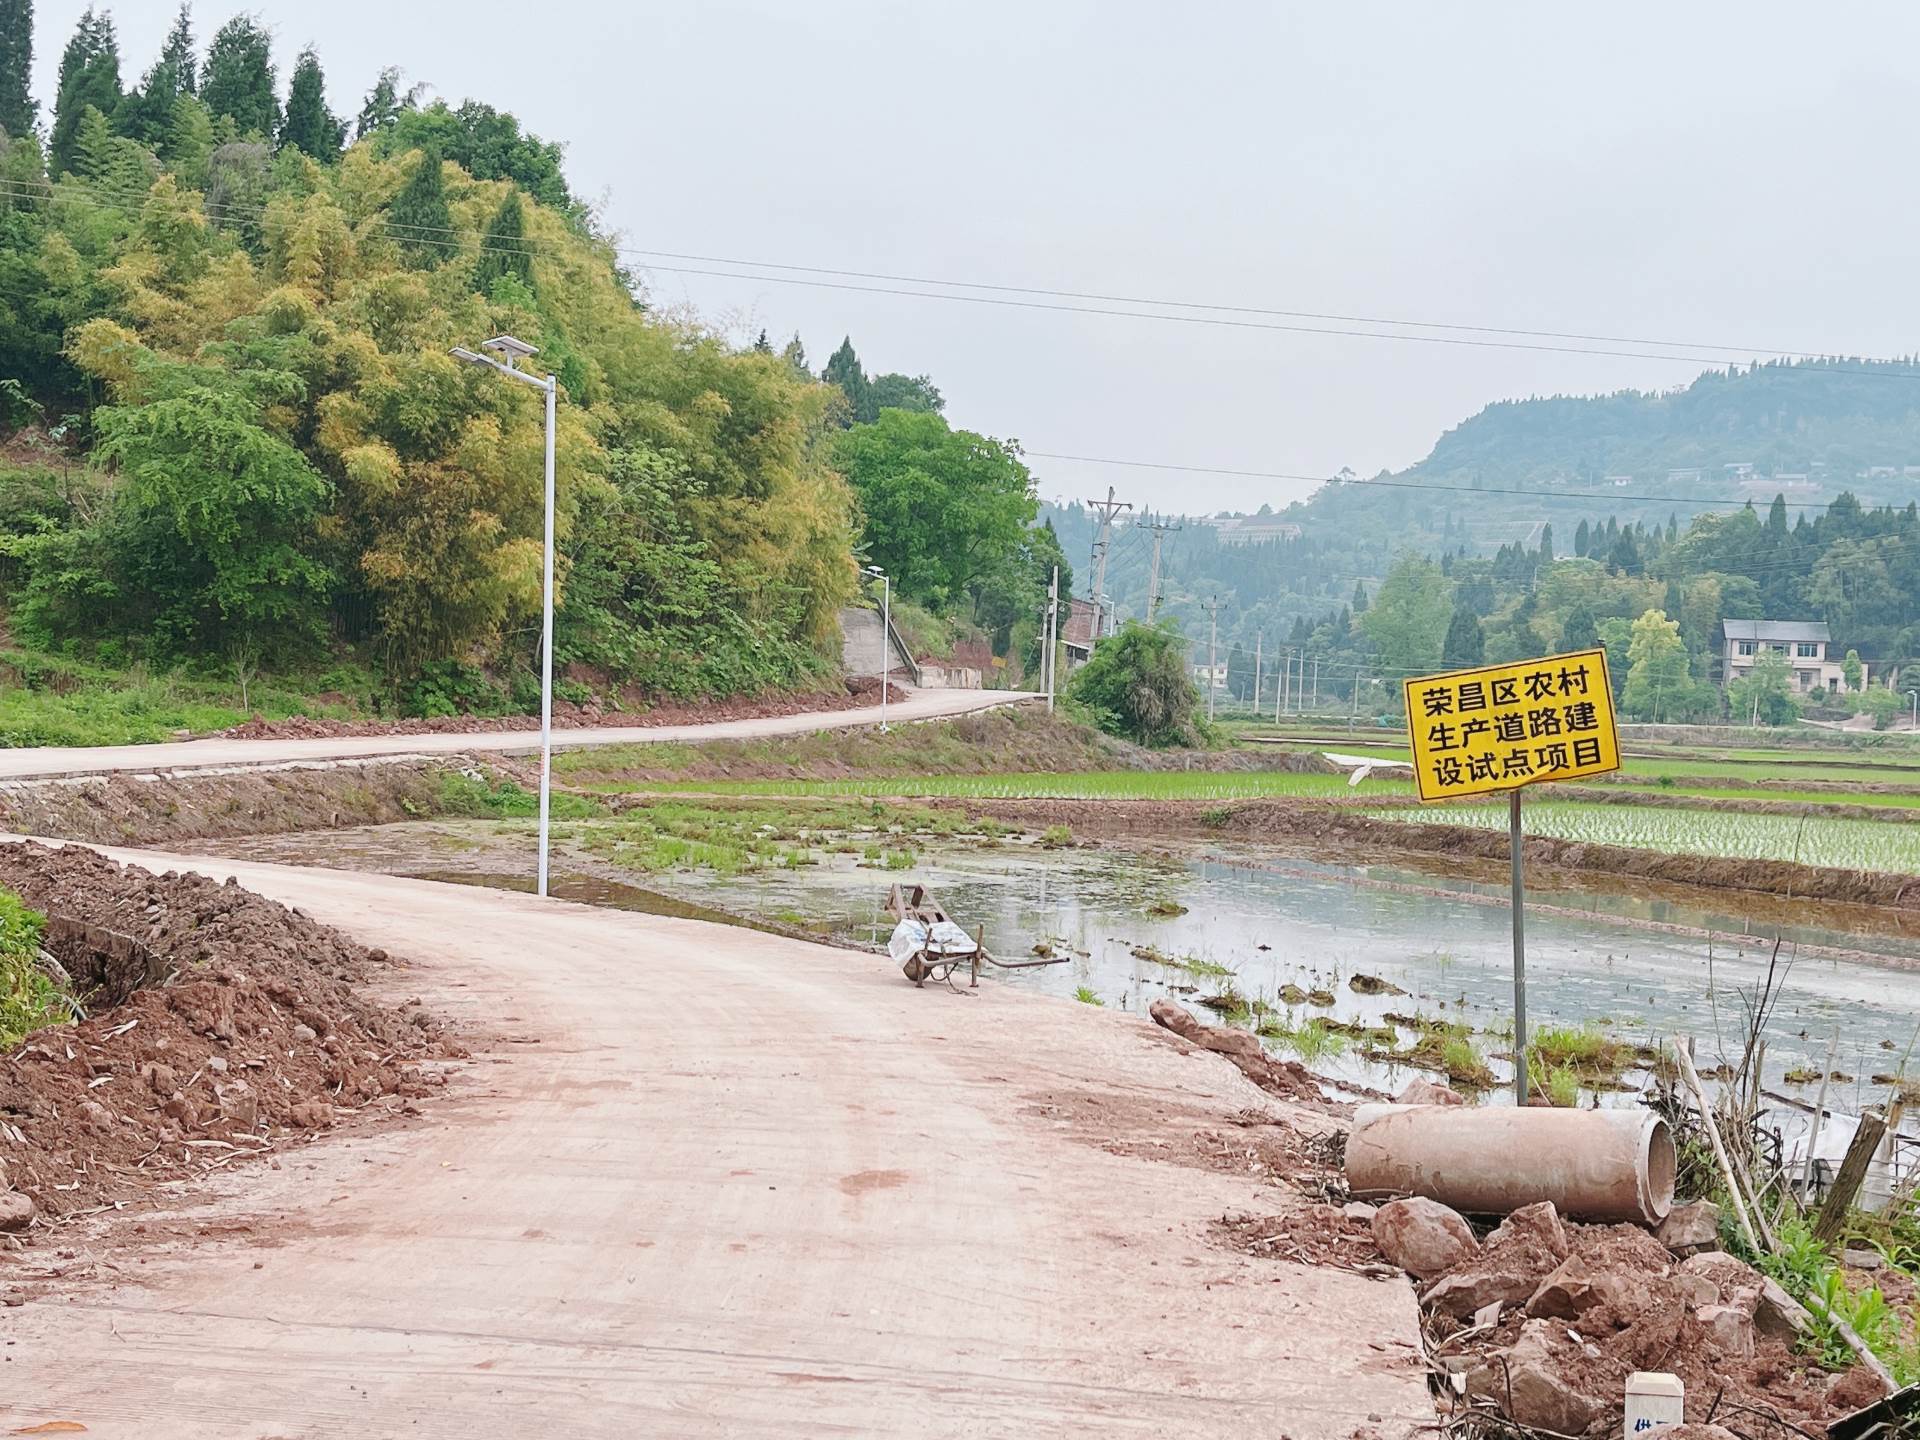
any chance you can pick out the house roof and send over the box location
[1723,620,1830,643]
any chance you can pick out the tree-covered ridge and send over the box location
[0,3,861,707]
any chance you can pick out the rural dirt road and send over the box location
[0,850,1429,1439]
[0,686,1031,780]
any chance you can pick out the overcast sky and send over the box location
[33,2,1920,511]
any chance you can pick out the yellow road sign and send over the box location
[1402,648,1620,802]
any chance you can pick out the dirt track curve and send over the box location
[0,850,1428,1439]
[0,686,1031,779]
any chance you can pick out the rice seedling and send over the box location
[1364,800,1920,874]
[1258,1014,1348,1063]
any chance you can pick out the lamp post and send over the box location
[450,336,558,897]
[864,565,891,733]
[1908,689,1918,731]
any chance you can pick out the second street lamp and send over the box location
[450,336,559,897]
[864,565,891,733]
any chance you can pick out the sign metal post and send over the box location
[1402,648,1620,1106]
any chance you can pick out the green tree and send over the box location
[1441,601,1484,668]
[49,7,121,176]
[1066,621,1206,747]
[831,410,1034,610]
[475,188,532,293]
[1561,603,1599,652]
[161,92,214,184]
[379,100,573,210]
[388,146,451,264]
[114,3,194,143]
[1360,555,1449,676]
[867,372,943,417]
[820,336,869,425]
[1620,609,1694,722]
[279,47,344,160]
[1226,641,1252,701]
[200,14,277,139]
[780,332,808,377]
[22,363,332,656]
[0,0,35,139]
[1538,522,1553,564]
[1728,649,1799,726]
[1842,648,1863,693]
[1856,685,1903,730]
[354,66,420,140]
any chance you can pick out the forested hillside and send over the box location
[1048,361,1920,727]
[0,4,1045,734]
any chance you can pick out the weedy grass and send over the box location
[1074,985,1104,1007]
[601,770,1409,801]
[1258,1014,1348,1063]
[0,889,65,1050]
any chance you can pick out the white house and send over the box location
[1721,620,1865,694]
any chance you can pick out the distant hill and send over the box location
[1042,358,1920,651]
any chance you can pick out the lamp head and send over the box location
[448,347,488,366]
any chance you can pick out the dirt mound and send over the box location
[221,680,906,741]
[0,842,461,1232]
[1427,1216,1858,1437]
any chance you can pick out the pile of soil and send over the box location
[0,842,461,1231]
[221,679,906,741]
[1416,1215,1865,1438]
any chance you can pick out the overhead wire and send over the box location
[7,177,1920,379]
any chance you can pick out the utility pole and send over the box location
[1087,487,1133,639]
[1143,519,1182,622]
[1349,669,1364,733]
[1311,656,1320,714]
[1205,597,1220,722]
[1044,566,1059,713]
[1253,634,1263,719]
[1281,648,1292,716]
[1276,647,1287,722]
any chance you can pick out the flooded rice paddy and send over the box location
[198,816,1920,1109]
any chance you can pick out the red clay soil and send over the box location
[0,842,461,1233]
[221,678,905,740]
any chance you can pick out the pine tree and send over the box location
[1538,522,1553,564]
[115,3,193,143]
[1350,579,1368,613]
[751,329,772,354]
[162,91,213,185]
[821,336,869,424]
[354,66,416,140]
[389,146,451,265]
[780,332,808,377]
[475,189,531,293]
[279,46,343,160]
[73,101,113,178]
[1441,602,1485,669]
[1573,518,1590,557]
[161,4,195,94]
[1662,579,1684,621]
[1562,604,1599,651]
[49,7,122,176]
[201,14,277,139]
[0,0,35,140]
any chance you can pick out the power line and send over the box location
[1029,451,1883,508]
[9,178,1920,379]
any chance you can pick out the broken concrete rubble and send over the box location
[1656,1198,1721,1255]
[1371,1196,1477,1279]
[1466,1319,1599,1436]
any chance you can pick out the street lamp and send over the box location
[864,565,891,732]
[1907,689,1918,731]
[451,336,559,897]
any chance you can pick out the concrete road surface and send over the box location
[0,686,1031,780]
[0,853,1429,1439]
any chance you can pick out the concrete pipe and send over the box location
[1345,1104,1676,1225]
